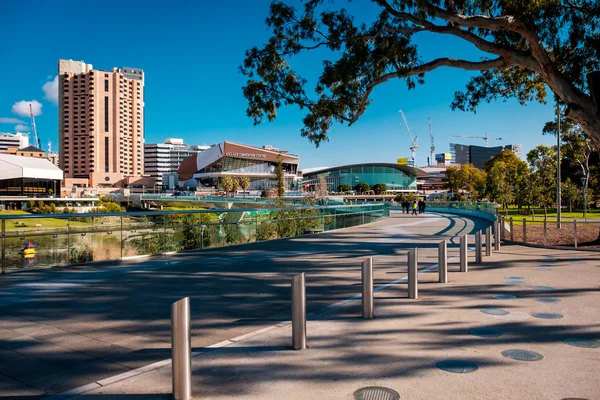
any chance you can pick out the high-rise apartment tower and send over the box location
[58,59,145,187]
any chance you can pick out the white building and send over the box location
[144,138,210,188]
[0,132,29,152]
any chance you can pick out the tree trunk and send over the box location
[569,200,572,213]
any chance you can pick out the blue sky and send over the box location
[0,0,557,168]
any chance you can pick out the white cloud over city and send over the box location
[42,76,59,104]
[14,124,29,132]
[0,117,26,124]
[11,100,43,117]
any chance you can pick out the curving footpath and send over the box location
[0,211,598,399]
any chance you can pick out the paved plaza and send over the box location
[1,211,599,399]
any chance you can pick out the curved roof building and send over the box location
[302,163,429,192]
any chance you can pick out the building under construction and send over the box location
[449,143,522,169]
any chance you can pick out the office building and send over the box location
[144,138,210,188]
[449,143,522,169]
[58,59,147,188]
[302,163,428,192]
[178,141,300,191]
[0,132,29,152]
[2,145,47,158]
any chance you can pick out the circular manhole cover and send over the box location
[492,294,517,300]
[437,359,479,373]
[502,349,543,361]
[506,276,525,279]
[563,338,600,348]
[533,267,552,271]
[354,386,400,400]
[533,312,564,319]
[535,297,561,303]
[469,327,503,337]
[532,285,556,291]
[481,308,509,315]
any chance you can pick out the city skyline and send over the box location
[0,1,557,169]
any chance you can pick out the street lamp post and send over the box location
[556,102,562,228]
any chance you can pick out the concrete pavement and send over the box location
[1,211,485,397]
[69,242,600,400]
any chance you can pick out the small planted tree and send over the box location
[372,183,387,195]
[354,182,370,194]
[275,155,285,198]
[221,176,234,197]
[239,176,251,197]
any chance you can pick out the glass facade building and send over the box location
[303,163,428,192]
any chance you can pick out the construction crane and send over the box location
[428,117,435,166]
[399,110,418,166]
[453,133,502,147]
[29,103,41,149]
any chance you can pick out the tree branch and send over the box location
[348,57,508,124]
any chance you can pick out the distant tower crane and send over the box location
[399,110,418,166]
[428,117,435,166]
[453,133,502,147]
[29,103,41,149]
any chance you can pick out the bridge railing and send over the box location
[424,201,498,222]
[0,203,389,273]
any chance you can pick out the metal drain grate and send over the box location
[354,386,400,400]
[504,279,525,285]
[532,285,556,291]
[535,297,561,303]
[502,349,543,361]
[533,267,552,271]
[469,328,503,337]
[481,308,509,315]
[437,359,479,373]
[506,276,525,279]
[492,294,517,300]
[533,312,564,319]
[563,338,600,348]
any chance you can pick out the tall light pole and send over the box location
[556,102,561,228]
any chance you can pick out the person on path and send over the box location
[412,201,418,215]
[421,199,427,213]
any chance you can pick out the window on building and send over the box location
[105,80,109,91]
[104,137,109,172]
[104,96,109,132]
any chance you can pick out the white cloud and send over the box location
[0,117,26,124]
[15,124,29,132]
[11,100,42,117]
[42,76,59,104]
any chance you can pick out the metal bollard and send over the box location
[408,248,418,299]
[171,297,192,400]
[475,230,482,264]
[574,220,578,248]
[460,234,468,272]
[543,218,547,247]
[438,240,447,283]
[485,226,492,256]
[523,219,527,243]
[362,257,374,319]
[494,220,501,251]
[291,273,307,350]
[500,217,506,240]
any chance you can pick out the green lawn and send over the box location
[498,206,600,224]
[0,211,90,230]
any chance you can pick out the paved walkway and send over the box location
[1,211,484,398]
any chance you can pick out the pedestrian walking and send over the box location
[412,201,418,215]
[421,199,427,213]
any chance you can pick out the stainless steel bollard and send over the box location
[408,248,418,299]
[438,240,447,283]
[460,234,468,272]
[574,220,578,248]
[362,257,374,319]
[292,273,307,350]
[475,230,482,264]
[485,226,492,256]
[494,220,501,251]
[171,297,192,400]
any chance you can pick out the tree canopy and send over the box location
[241,0,600,148]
